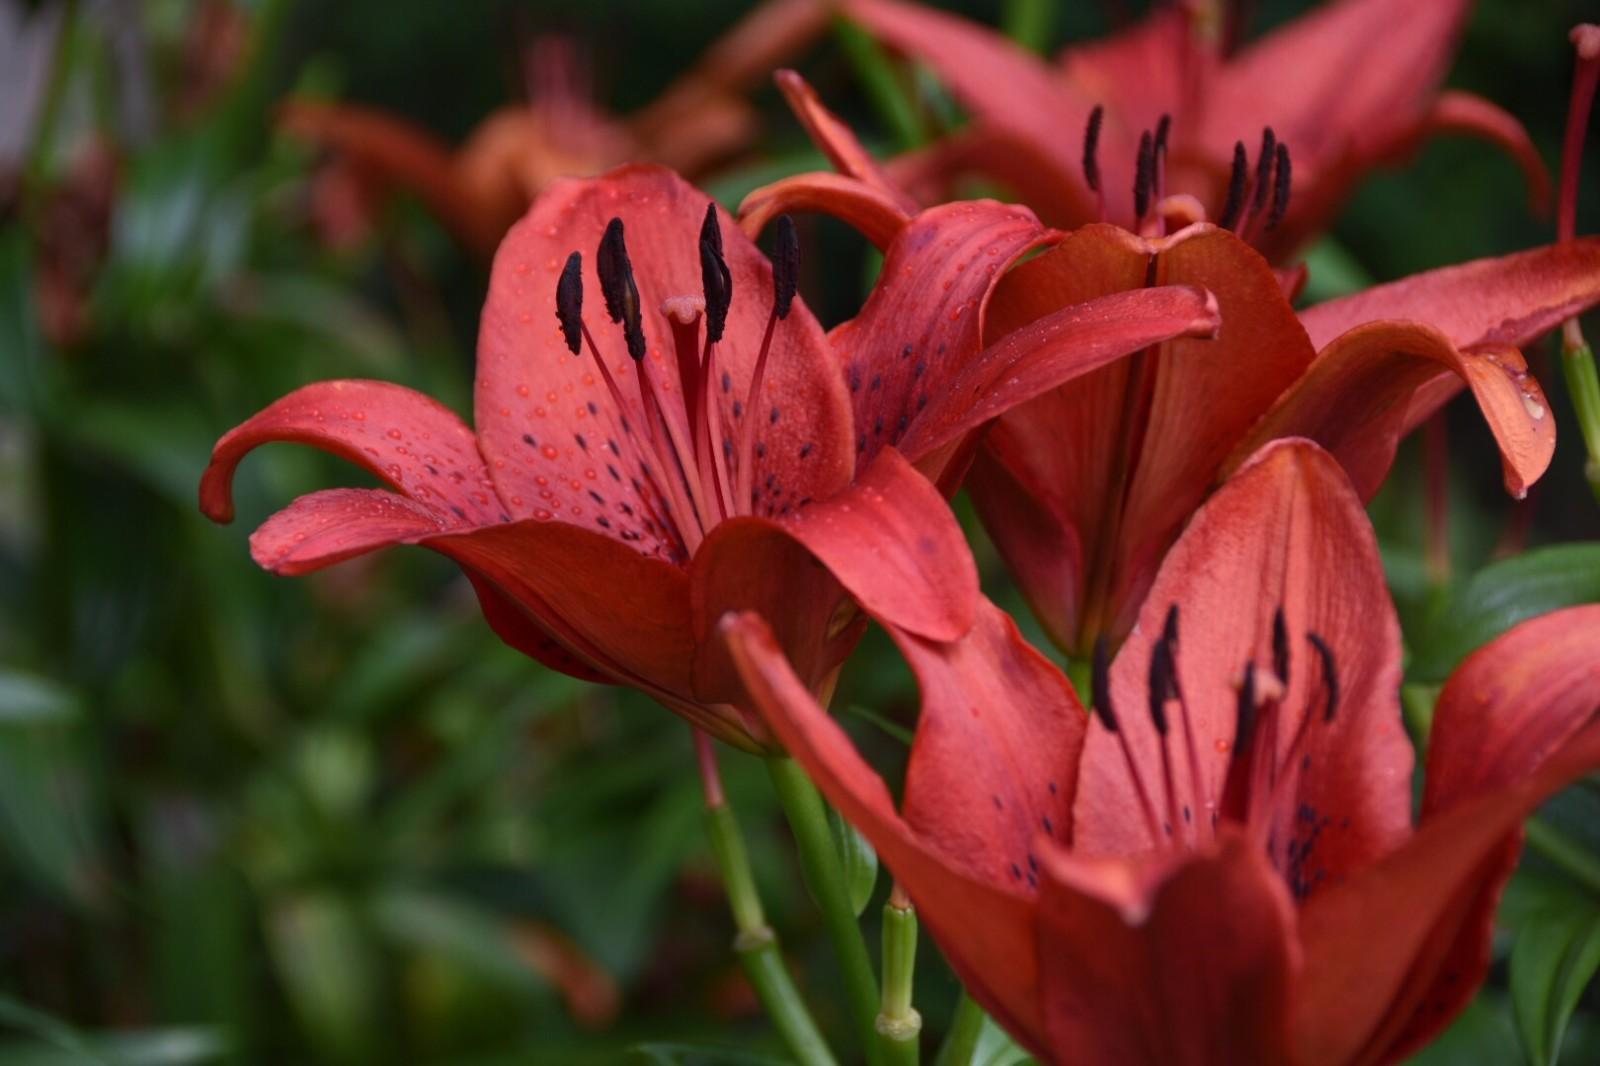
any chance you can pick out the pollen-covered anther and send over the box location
[1082,104,1105,195]
[772,215,799,319]
[1133,128,1155,222]
[556,251,584,354]
[1219,140,1248,230]
[1267,143,1292,230]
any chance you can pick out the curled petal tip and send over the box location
[1574,24,1600,59]
[1192,287,1223,339]
[198,461,237,525]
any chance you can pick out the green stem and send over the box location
[768,756,883,1065]
[22,0,80,206]
[1526,816,1600,897]
[876,894,921,1066]
[934,993,986,1066]
[704,802,838,1066]
[833,16,926,151]
[1560,335,1600,504]
[1001,0,1055,53]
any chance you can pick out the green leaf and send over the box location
[265,893,381,1065]
[828,805,880,918]
[0,670,78,725]
[0,995,224,1065]
[1511,902,1600,1066]
[1408,544,1600,682]
[1406,995,1521,1065]
[971,1014,1034,1066]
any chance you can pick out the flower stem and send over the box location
[1001,0,1055,53]
[1560,334,1600,505]
[699,737,837,1066]
[1525,816,1600,897]
[934,993,986,1066]
[876,887,922,1066]
[833,16,926,151]
[767,755,884,1065]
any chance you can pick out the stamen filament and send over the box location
[736,306,781,513]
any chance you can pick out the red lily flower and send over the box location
[282,0,831,258]
[841,0,1549,260]
[723,437,1600,1065]
[740,71,1600,658]
[969,217,1600,657]
[200,164,1220,749]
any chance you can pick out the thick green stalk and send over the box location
[833,16,926,151]
[1001,0,1055,53]
[934,993,986,1066]
[703,801,838,1066]
[768,755,884,1065]
[877,891,922,1066]
[1561,335,1600,504]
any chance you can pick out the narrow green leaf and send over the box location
[1408,544,1600,682]
[1511,904,1600,1066]
[828,805,880,917]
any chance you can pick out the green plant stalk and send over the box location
[833,16,926,151]
[1526,816,1600,897]
[22,0,80,207]
[704,802,839,1066]
[1001,0,1055,53]
[1560,336,1600,504]
[877,895,922,1066]
[934,993,986,1066]
[768,756,884,1065]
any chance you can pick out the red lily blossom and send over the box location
[723,437,1600,1065]
[283,0,830,258]
[739,69,1600,658]
[841,0,1549,260]
[200,164,1220,749]
[969,217,1600,657]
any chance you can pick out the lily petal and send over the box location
[737,171,910,251]
[249,487,450,575]
[721,601,1084,1051]
[975,225,1313,650]
[1227,327,1553,500]
[1209,0,1471,171]
[200,378,505,526]
[1075,440,1415,888]
[279,100,510,258]
[828,199,1051,477]
[475,164,853,541]
[1294,606,1600,1065]
[773,69,918,213]
[427,517,696,698]
[896,283,1223,464]
[690,448,977,703]
[460,569,612,684]
[1298,237,1600,351]
[1036,833,1299,1066]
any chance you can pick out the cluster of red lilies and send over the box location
[203,2,1600,1064]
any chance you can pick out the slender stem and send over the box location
[1526,816,1600,897]
[876,887,922,1066]
[22,0,81,208]
[934,993,986,1066]
[1001,0,1055,53]
[698,736,837,1066]
[833,16,926,151]
[1561,337,1600,505]
[768,756,884,1065]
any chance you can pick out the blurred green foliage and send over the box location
[0,0,1598,1063]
